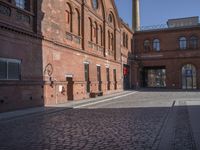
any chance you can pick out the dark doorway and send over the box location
[142,67,166,88]
[106,68,110,90]
[113,69,117,90]
[97,66,102,92]
[84,63,90,93]
[66,77,74,100]
[123,64,130,90]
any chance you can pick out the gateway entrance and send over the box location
[142,67,166,88]
[182,64,197,89]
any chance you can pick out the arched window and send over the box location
[99,25,103,46]
[144,40,151,51]
[108,14,113,23]
[108,12,115,27]
[126,34,128,48]
[74,9,81,36]
[111,33,114,51]
[179,37,187,50]
[89,18,93,41]
[66,3,72,32]
[189,36,198,49]
[182,64,197,89]
[94,22,98,44]
[123,32,126,47]
[153,39,160,51]
[108,31,110,50]
[73,9,81,36]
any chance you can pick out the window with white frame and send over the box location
[179,37,187,50]
[153,39,160,51]
[0,58,21,80]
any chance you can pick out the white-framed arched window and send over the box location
[153,39,160,51]
[179,37,187,50]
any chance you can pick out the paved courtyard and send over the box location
[0,90,200,150]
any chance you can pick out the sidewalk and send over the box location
[0,90,135,121]
[158,100,200,150]
[186,100,200,150]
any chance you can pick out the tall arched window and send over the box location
[144,40,151,51]
[111,33,114,51]
[153,39,160,51]
[66,3,72,32]
[89,18,93,41]
[126,34,128,48]
[94,22,98,44]
[99,25,103,46]
[74,9,81,36]
[108,31,110,50]
[189,36,198,49]
[182,64,197,89]
[123,32,126,47]
[179,37,187,50]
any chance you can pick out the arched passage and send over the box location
[182,64,197,89]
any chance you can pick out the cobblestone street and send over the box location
[0,91,200,150]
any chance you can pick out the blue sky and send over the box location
[115,0,200,28]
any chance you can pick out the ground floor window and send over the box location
[106,68,110,90]
[113,69,117,90]
[182,64,197,89]
[84,63,90,93]
[97,66,102,91]
[142,67,166,88]
[0,58,21,80]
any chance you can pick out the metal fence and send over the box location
[136,21,200,32]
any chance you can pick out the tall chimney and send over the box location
[132,0,140,31]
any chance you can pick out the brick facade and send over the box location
[132,27,200,89]
[0,0,133,112]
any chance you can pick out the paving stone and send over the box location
[0,91,199,150]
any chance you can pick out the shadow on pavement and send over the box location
[0,104,199,150]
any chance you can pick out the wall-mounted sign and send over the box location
[65,74,73,78]
[185,69,193,77]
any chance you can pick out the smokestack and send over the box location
[132,0,140,31]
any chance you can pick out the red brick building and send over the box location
[0,0,199,112]
[131,17,200,90]
[0,0,133,112]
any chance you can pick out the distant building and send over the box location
[131,17,200,90]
